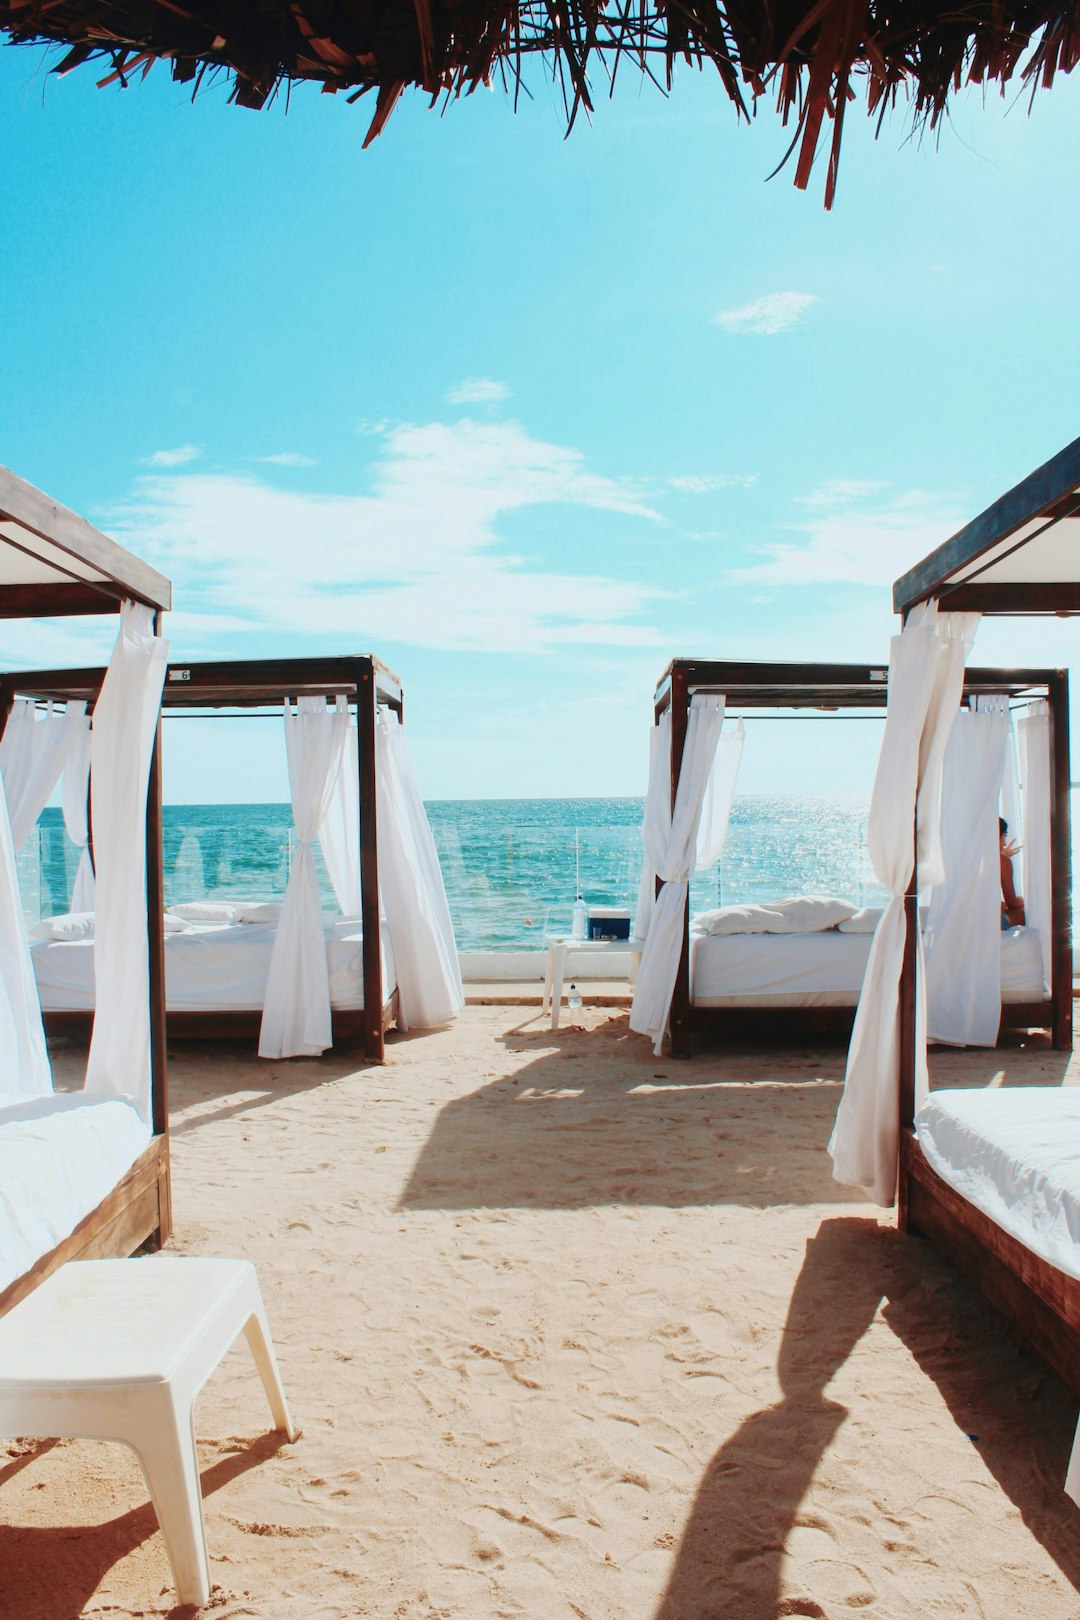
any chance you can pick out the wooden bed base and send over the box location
[899,1131,1080,1395]
[0,1134,171,1322]
[42,991,400,1063]
[687,1000,1057,1050]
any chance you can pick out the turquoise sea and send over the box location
[27,797,885,950]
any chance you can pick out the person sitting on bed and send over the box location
[1000,817,1025,929]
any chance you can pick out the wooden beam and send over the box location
[1048,671,1073,1051]
[357,659,385,1063]
[668,664,691,1060]
[0,463,172,611]
[934,583,1080,614]
[0,583,123,618]
[892,436,1080,614]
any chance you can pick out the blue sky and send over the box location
[1,47,1078,802]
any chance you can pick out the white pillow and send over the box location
[163,913,193,934]
[168,901,241,925]
[236,902,282,925]
[30,911,94,942]
[697,896,856,936]
[837,907,883,934]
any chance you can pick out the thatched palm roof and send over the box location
[2,1,1077,204]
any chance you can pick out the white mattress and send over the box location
[916,1087,1080,1282]
[32,917,397,1014]
[691,923,1047,1008]
[0,1093,151,1293]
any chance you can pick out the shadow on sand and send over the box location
[399,1013,860,1210]
[654,1216,1080,1619]
[48,1029,398,1141]
[0,1429,291,1620]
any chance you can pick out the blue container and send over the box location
[588,907,631,941]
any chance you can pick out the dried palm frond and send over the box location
[2,0,1077,204]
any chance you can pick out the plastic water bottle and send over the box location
[567,982,583,1025]
[572,895,588,940]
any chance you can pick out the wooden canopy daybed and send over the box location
[891,433,1080,1399]
[657,657,1071,1060]
[0,462,172,1319]
[1,655,403,1063]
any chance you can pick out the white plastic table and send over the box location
[541,936,638,1029]
[0,1256,298,1608]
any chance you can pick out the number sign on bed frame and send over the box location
[0,463,173,1318]
[0,655,403,1065]
[891,436,1079,1399]
[655,658,1072,1061]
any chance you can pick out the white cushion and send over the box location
[695,896,856,936]
[30,911,94,942]
[162,913,193,934]
[236,902,282,925]
[837,906,883,934]
[168,901,241,925]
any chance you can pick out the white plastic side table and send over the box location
[541,936,637,1029]
[0,1256,298,1608]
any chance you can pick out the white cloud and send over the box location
[713,292,817,336]
[253,452,317,468]
[141,444,201,467]
[730,485,965,589]
[447,378,509,405]
[105,418,665,655]
[796,478,889,508]
[669,474,758,494]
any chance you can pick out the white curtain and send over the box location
[0,763,52,1097]
[61,704,94,913]
[633,710,672,944]
[630,695,734,1055]
[84,603,170,1119]
[829,601,979,1205]
[259,696,349,1059]
[376,712,464,1030]
[1018,702,1053,992]
[924,701,1009,1046]
[0,698,88,851]
[320,715,361,917]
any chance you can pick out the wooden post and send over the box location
[357,661,384,1063]
[668,664,691,1059]
[1048,670,1073,1052]
[896,810,919,1234]
[146,615,171,1242]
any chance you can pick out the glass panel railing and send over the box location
[25,788,1079,953]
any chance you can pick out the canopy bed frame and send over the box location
[656,657,1070,1060]
[0,462,172,1317]
[889,435,1080,1397]
[1,654,403,1063]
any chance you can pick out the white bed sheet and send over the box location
[916,1087,1080,1282]
[32,916,397,1014]
[691,923,1047,1008]
[0,1092,151,1293]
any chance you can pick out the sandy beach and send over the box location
[3,1008,1079,1619]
